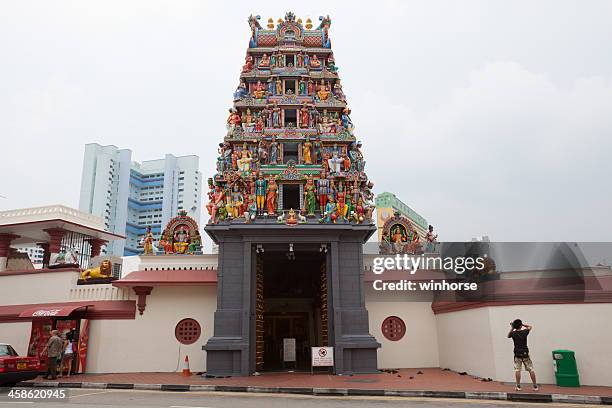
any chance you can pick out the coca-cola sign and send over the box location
[32,309,61,317]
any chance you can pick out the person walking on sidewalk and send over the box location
[41,330,63,380]
[508,319,538,391]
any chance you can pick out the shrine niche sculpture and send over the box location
[206,11,375,225]
[158,210,203,255]
[379,211,423,255]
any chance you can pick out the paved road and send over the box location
[0,389,601,407]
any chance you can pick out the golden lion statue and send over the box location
[81,260,113,280]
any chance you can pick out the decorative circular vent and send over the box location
[381,316,406,341]
[175,318,201,345]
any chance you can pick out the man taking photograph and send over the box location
[508,319,538,391]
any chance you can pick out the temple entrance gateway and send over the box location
[204,12,379,377]
[258,250,326,371]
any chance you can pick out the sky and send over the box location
[0,0,611,241]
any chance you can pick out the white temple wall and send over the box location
[365,287,440,369]
[86,286,217,373]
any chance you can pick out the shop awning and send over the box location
[18,304,93,318]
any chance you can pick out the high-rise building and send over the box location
[376,192,429,241]
[15,246,44,267]
[79,143,202,255]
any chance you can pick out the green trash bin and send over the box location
[553,350,580,387]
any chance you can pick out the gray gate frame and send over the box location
[203,222,380,376]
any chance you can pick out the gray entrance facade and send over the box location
[203,222,380,376]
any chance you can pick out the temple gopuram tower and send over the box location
[204,12,379,376]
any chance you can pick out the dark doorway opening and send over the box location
[283,142,298,164]
[259,249,326,371]
[284,109,297,127]
[282,184,300,210]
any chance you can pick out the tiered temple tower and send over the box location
[204,12,379,376]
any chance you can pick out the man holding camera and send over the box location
[508,319,538,391]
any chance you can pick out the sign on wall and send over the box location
[311,346,334,367]
[283,338,296,362]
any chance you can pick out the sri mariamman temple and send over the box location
[0,12,611,387]
[204,11,380,375]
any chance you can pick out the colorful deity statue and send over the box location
[303,53,310,67]
[296,52,304,67]
[317,170,330,213]
[187,235,201,254]
[255,114,264,132]
[307,78,314,95]
[253,80,266,99]
[270,52,276,67]
[310,54,321,68]
[245,195,257,222]
[257,139,268,163]
[142,226,154,255]
[241,55,254,73]
[255,173,267,215]
[227,108,242,136]
[300,103,309,128]
[227,185,245,218]
[237,144,252,173]
[425,225,438,253]
[242,108,254,132]
[233,81,248,101]
[341,107,354,133]
[272,103,281,127]
[336,183,348,220]
[268,136,279,164]
[343,154,351,172]
[323,197,336,223]
[275,77,282,95]
[313,137,322,164]
[286,208,298,225]
[172,226,190,254]
[308,104,319,128]
[267,77,275,95]
[333,79,346,101]
[303,176,317,216]
[316,81,330,101]
[259,53,270,68]
[207,185,226,223]
[348,142,364,172]
[298,77,307,95]
[266,178,278,214]
[327,54,338,73]
[327,146,343,174]
[302,138,312,164]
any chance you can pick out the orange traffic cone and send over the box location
[182,355,191,377]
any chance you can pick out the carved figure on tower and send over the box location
[327,145,343,174]
[266,178,278,214]
[253,80,266,99]
[269,136,279,164]
[317,170,330,213]
[227,108,241,136]
[255,173,267,215]
[302,138,312,164]
[241,55,254,73]
[233,81,248,101]
[299,103,309,128]
[259,53,270,68]
[310,54,321,68]
[237,144,253,173]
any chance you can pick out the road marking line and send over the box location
[70,390,112,398]
[0,402,33,404]
[170,406,214,408]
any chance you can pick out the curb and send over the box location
[17,381,612,404]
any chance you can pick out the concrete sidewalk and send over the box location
[21,368,612,405]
